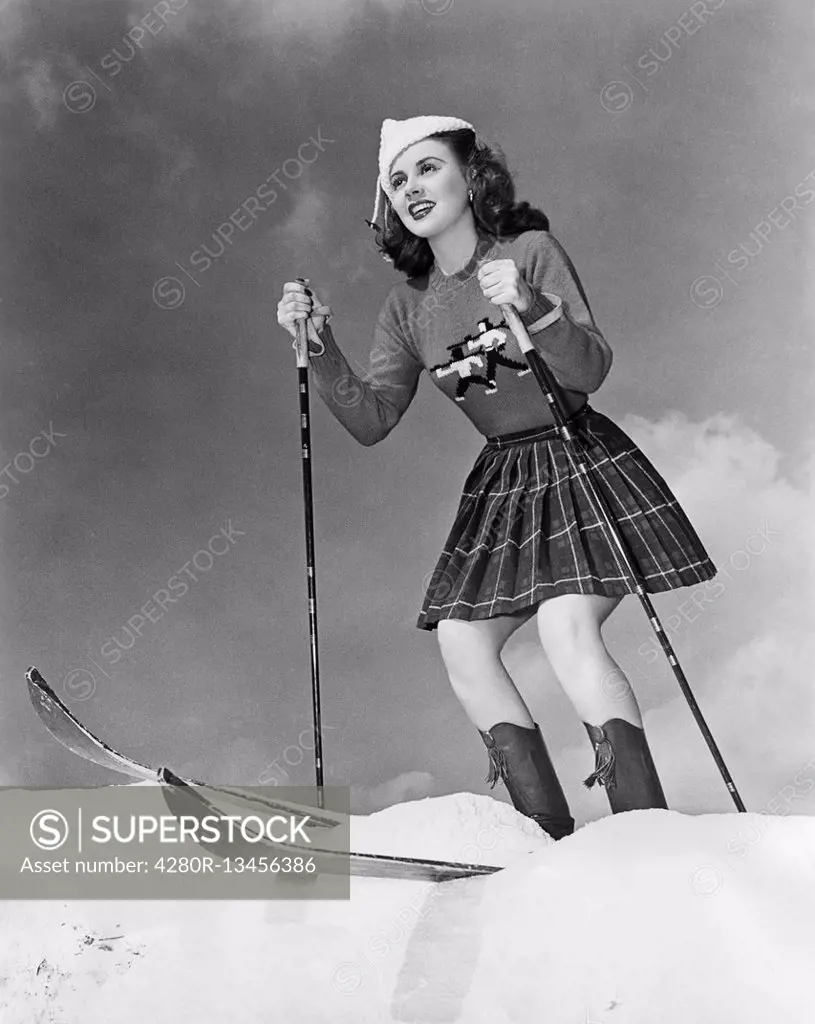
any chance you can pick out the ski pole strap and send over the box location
[292,319,309,368]
[290,322,326,365]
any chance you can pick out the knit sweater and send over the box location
[306,229,613,445]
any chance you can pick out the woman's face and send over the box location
[387,138,471,239]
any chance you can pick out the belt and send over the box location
[484,402,591,448]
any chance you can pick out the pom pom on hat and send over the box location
[369,115,474,228]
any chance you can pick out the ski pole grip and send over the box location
[293,277,310,369]
[499,303,534,354]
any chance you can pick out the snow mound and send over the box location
[2,791,813,1024]
[350,790,550,864]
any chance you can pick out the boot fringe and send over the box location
[484,740,508,789]
[583,726,616,790]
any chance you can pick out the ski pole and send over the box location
[292,278,325,808]
[499,301,746,813]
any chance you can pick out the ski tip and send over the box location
[26,667,59,703]
[26,667,55,697]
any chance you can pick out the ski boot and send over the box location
[582,717,668,812]
[479,721,575,840]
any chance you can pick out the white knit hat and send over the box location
[369,115,474,227]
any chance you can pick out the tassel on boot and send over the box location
[582,723,616,789]
[483,741,508,789]
[582,718,668,813]
[479,722,575,841]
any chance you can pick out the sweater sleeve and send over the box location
[305,293,424,447]
[517,231,613,394]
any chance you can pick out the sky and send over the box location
[0,0,813,819]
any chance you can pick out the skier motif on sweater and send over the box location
[431,318,531,402]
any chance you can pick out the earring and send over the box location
[468,188,473,202]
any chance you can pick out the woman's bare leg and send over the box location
[535,593,641,725]
[436,606,536,730]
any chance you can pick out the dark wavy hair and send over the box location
[366,128,550,279]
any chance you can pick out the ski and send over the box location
[26,666,504,882]
[24,666,343,830]
[158,767,502,883]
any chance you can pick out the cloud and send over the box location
[616,409,800,524]
[617,410,812,813]
[255,0,403,33]
[661,622,815,801]
[17,57,59,129]
[171,0,406,48]
[275,186,331,258]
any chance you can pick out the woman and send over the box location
[276,115,717,840]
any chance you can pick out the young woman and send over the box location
[276,115,717,840]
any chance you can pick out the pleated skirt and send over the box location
[416,402,718,631]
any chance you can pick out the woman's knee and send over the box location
[437,620,499,674]
[535,594,622,664]
[436,609,533,673]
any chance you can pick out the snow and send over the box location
[1,789,812,1023]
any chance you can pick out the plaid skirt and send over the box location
[416,402,717,631]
